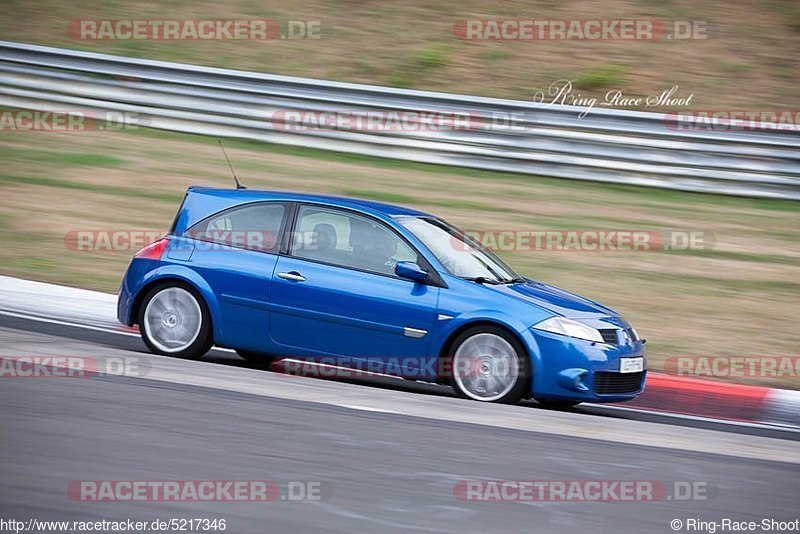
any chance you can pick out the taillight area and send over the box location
[134,237,170,260]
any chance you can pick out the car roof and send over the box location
[187,186,429,218]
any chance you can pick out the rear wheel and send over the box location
[447,326,529,404]
[139,283,212,359]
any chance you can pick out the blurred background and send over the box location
[0,0,798,387]
[3,0,800,106]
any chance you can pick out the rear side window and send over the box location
[187,202,285,253]
[290,205,417,276]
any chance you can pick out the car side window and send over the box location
[291,205,417,276]
[187,202,285,253]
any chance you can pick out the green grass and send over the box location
[789,12,800,33]
[0,175,181,203]
[671,248,800,266]
[339,189,419,205]
[341,188,498,212]
[0,146,125,167]
[480,48,514,62]
[4,256,58,272]
[40,125,799,219]
[574,64,627,89]
[611,267,800,295]
[415,48,448,69]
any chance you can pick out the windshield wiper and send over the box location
[497,277,527,284]
[462,276,502,285]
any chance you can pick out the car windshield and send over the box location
[398,216,520,283]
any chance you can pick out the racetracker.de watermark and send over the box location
[664,111,800,131]
[453,19,708,40]
[63,229,716,253]
[270,109,530,132]
[64,230,167,252]
[456,230,715,252]
[0,110,144,132]
[454,480,710,502]
[63,230,281,253]
[274,355,522,381]
[67,480,330,502]
[0,356,150,378]
[68,19,321,40]
[663,356,800,379]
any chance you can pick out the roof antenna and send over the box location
[218,139,245,189]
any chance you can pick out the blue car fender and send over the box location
[131,264,225,345]
[428,308,545,380]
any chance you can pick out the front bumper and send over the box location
[529,329,646,403]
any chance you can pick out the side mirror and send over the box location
[395,261,428,282]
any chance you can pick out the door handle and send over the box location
[278,271,306,282]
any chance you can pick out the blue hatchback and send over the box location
[118,187,646,406]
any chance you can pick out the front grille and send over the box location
[599,329,618,344]
[594,371,644,394]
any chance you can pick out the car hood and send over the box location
[488,280,619,320]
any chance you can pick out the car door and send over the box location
[268,204,440,369]
[181,201,289,352]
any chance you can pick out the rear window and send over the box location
[186,202,286,253]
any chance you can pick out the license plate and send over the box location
[620,357,644,373]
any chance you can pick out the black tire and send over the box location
[446,325,530,404]
[138,282,213,359]
[235,350,277,369]
[535,399,581,410]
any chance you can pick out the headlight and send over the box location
[532,317,604,343]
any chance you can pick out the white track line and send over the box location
[0,309,141,337]
[586,403,800,434]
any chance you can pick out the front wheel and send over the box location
[139,284,213,359]
[447,326,530,404]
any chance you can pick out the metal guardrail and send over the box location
[0,40,798,199]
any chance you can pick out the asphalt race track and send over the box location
[1,320,799,533]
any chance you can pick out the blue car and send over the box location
[118,186,646,406]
